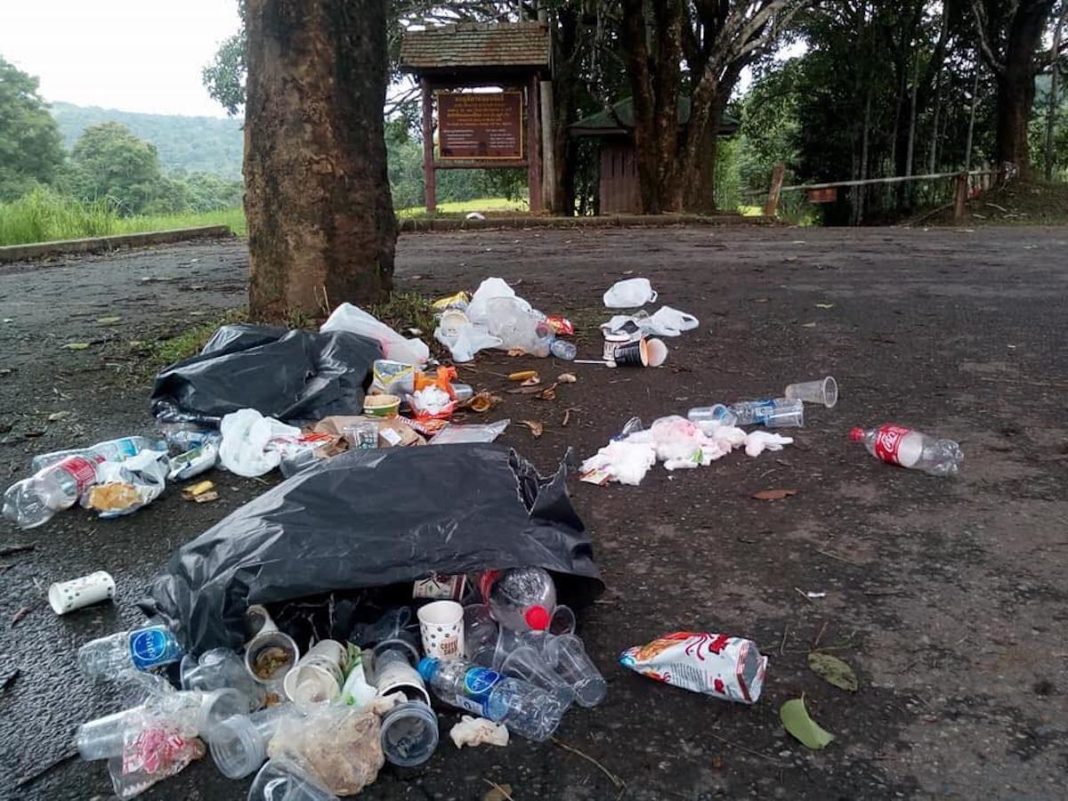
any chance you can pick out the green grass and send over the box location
[115,207,247,237]
[151,308,249,367]
[396,197,527,218]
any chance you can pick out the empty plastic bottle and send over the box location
[728,398,804,428]
[687,404,738,427]
[417,657,564,741]
[550,338,577,361]
[78,625,184,681]
[30,436,164,472]
[2,455,100,529]
[850,425,963,477]
[479,568,557,632]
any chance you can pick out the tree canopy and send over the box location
[0,56,65,201]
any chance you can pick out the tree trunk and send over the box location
[245,0,396,322]
[994,0,1057,176]
[1045,7,1064,180]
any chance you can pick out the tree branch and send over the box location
[971,0,1007,75]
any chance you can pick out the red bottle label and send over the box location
[873,425,912,465]
[59,456,98,494]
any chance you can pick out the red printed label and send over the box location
[58,456,98,494]
[874,425,912,465]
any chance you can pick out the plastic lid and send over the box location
[849,427,864,442]
[416,656,438,682]
[524,605,551,631]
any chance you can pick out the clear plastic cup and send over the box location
[198,688,252,738]
[784,376,838,408]
[379,700,439,767]
[463,604,499,662]
[283,658,343,707]
[545,633,607,708]
[209,704,295,780]
[490,626,523,670]
[248,759,339,801]
[501,645,575,708]
[549,605,576,636]
[183,649,267,710]
[75,706,140,760]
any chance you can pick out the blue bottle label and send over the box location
[463,667,502,703]
[751,400,775,424]
[115,438,140,458]
[128,627,180,670]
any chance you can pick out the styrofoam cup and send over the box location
[417,600,464,660]
[48,571,115,615]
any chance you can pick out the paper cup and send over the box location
[645,338,668,367]
[284,661,343,706]
[48,571,115,615]
[245,604,277,637]
[612,338,649,367]
[417,600,464,660]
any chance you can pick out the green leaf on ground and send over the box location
[808,652,859,692]
[62,342,90,350]
[780,696,835,750]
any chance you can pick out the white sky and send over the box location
[0,0,242,118]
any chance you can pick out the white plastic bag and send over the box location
[603,277,657,308]
[321,303,429,365]
[82,450,169,518]
[466,277,532,324]
[434,322,502,362]
[219,409,301,477]
[601,306,698,338]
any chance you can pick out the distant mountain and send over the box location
[50,102,244,180]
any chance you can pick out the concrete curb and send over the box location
[398,214,778,232]
[0,225,234,263]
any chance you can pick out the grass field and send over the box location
[0,192,529,247]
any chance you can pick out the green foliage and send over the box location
[65,122,165,214]
[51,102,244,180]
[0,56,66,201]
[0,188,117,245]
[202,32,247,117]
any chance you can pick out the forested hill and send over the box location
[51,102,244,179]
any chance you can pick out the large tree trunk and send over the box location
[245,0,396,322]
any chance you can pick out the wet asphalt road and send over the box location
[1,226,1067,801]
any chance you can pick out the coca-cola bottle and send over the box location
[850,425,963,477]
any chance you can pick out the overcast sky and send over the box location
[0,0,242,118]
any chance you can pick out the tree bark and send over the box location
[245,0,396,322]
[1044,5,1065,180]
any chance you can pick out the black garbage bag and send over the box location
[150,323,382,426]
[140,444,603,654]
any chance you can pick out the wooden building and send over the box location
[569,98,739,214]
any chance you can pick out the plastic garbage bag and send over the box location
[603,277,657,308]
[140,445,603,654]
[466,277,532,324]
[218,409,301,478]
[82,450,169,518]
[321,303,429,365]
[434,322,502,363]
[151,324,382,426]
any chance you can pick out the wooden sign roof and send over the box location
[400,22,550,74]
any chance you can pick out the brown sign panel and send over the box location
[806,187,838,204]
[437,91,523,161]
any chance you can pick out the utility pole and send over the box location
[537,4,557,213]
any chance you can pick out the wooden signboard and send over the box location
[437,91,523,161]
[806,187,838,204]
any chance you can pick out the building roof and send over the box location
[569,97,740,137]
[400,22,550,73]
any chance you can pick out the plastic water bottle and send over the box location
[479,568,557,632]
[850,425,963,477]
[78,625,185,681]
[687,404,738,426]
[550,338,577,361]
[727,398,804,428]
[417,657,564,741]
[30,436,164,472]
[2,455,100,529]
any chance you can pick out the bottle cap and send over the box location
[848,427,864,442]
[524,606,550,631]
[416,656,438,682]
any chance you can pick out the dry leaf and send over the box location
[507,385,547,395]
[468,392,501,413]
[192,491,219,503]
[537,384,558,401]
[62,342,90,350]
[808,652,859,692]
[508,370,538,382]
[520,420,544,438]
[557,373,577,383]
[521,376,541,387]
[507,348,527,357]
[562,408,577,427]
[10,606,32,627]
[752,488,798,501]
[483,782,514,801]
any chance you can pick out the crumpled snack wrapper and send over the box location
[449,715,509,749]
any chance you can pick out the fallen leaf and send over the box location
[62,342,90,351]
[508,370,538,382]
[752,488,797,501]
[483,782,514,801]
[808,652,859,692]
[800,322,817,328]
[562,407,577,427]
[507,348,527,357]
[96,316,122,325]
[507,385,548,395]
[521,376,541,387]
[468,392,501,413]
[557,373,577,383]
[10,606,33,627]
[192,491,219,503]
[47,411,71,422]
[537,384,558,401]
[780,696,835,750]
[520,420,544,438]
[815,303,835,310]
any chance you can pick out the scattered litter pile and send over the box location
[4,273,969,796]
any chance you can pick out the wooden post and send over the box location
[527,74,543,214]
[952,172,968,223]
[421,78,436,214]
[764,163,785,217]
